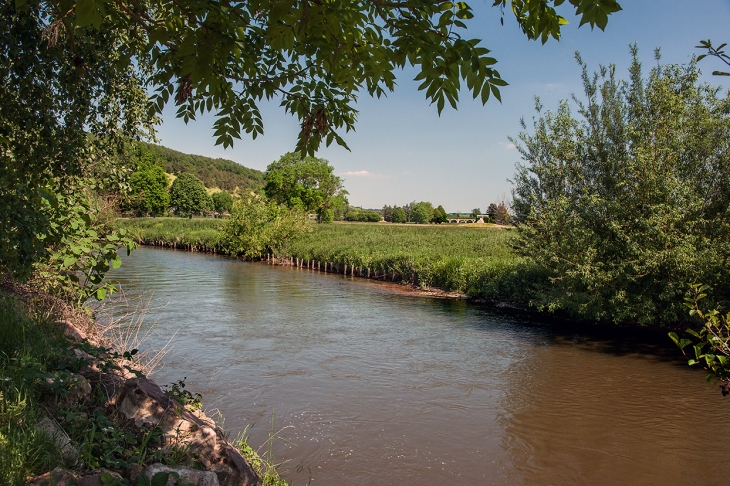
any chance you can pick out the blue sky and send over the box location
[155,0,730,213]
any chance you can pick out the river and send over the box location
[108,247,727,485]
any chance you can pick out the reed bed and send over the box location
[114,217,224,252]
[281,223,524,299]
[113,219,527,300]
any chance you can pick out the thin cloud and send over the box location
[340,170,390,179]
[498,142,516,150]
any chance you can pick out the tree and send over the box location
[1,0,622,283]
[432,205,448,224]
[391,207,407,223]
[471,208,482,219]
[169,173,211,217]
[486,203,499,222]
[491,201,511,225]
[14,1,621,156]
[696,39,730,76]
[382,205,394,223]
[211,191,234,214]
[411,201,434,224]
[0,1,152,280]
[511,48,730,325]
[126,147,170,216]
[264,153,348,222]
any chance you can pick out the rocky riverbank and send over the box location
[0,282,266,486]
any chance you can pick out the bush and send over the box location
[511,47,730,325]
[221,195,309,258]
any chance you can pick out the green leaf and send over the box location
[75,0,105,29]
[137,475,151,486]
[96,288,107,301]
[151,472,170,486]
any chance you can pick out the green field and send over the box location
[114,219,527,300]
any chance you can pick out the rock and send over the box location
[78,470,123,486]
[27,468,78,486]
[66,373,92,404]
[36,417,76,459]
[111,378,260,486]
[56,319,87,341]
[144,464,220,486]
[123,463,145,484]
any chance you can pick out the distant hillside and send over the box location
[142,143,265,193]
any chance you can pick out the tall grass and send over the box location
[0,294,66,485]
[116,218,532,301]
[282,223,525,299]
[114,217,224,251]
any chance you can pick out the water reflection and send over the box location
[109,247,725,486]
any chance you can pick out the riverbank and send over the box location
[0,280,286,485]
[114,218,535,305]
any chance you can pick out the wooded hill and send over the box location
[141,142,265,193]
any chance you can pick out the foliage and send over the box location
[141,143,264,193]
[344,210,381,222]
[0,296,65,485]
[127,147,170,216]
[0,0,154,280]
[211,191,234,214]
[470,208,482,219]
[264,153,348,221]
[431,205,448,224]
[391,207,407,224]
[31,182,135,304]
[19,0,621,156]
[221,196,310,259]
[285,223,524,298]
[114,218,223,251]
[234,424,289,486]
[670,284,730,396]
[511,47,730,325]
[411,202,434,224]
[169,173,211,217]
[486,201,510,224]
[696,39,730,76]
[163,379,203,412]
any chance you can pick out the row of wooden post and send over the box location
[265,253,402,282]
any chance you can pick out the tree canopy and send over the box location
[169,173,211,217]
[126,147,170,215]
[11,0,622,156]
[264,152,348,221]
[211,191,234,213]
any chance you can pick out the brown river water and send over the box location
[108,247,729,486]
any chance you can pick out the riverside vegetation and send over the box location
[114,218,529,302]
[0,284,288,486]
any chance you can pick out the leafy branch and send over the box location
[669,284,730,396]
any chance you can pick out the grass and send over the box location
[115,218,532,301]
[284,223,524,298]
[115,217,224,251]
[0,293,70,484]
[0,287,291,485]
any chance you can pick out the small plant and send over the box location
[163,379,203,412]
[233,416,291,486]
[670,284,730,395]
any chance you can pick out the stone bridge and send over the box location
[446,215,489,224]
